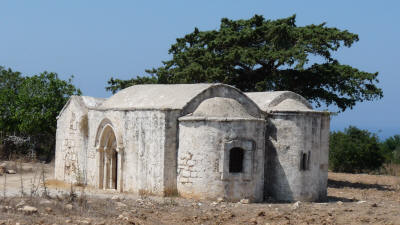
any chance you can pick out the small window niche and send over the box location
[220,140,255,181]
[229,147,244,173]
[300,151,311,171]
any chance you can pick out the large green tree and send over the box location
[107,15,382,111]
[15,72,81,136]
[0,67,81,158]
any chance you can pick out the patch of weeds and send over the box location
[161,198,178,207]
[64,183,77,203]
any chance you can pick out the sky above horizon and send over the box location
[0,1,399,139]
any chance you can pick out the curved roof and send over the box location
[245,91,313,112]
[191,97,255,118]
[98,84,263,118]
[269,98,313,111]
[99,84,216,110]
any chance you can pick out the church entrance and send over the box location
[98,125,118,190]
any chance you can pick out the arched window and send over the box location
[229,147,244,173]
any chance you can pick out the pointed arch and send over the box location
[94,118,124,191]
[94,118,124,151]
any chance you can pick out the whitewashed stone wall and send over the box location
[265,112,330,201]
[85,109,180,195]
[54,85,331,202]
[86,109,125,190]
[177,119,265,202]
[55,99,89,184]
[123,110,165,194]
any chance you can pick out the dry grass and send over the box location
[45,179,71,189]
[1,171,400,225]
[45,179,98,193]
[2,160,400,224]
[138,189,156,197]
[0,195,119,224]
[163,188,179,197]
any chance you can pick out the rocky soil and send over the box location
[0,162,399,224]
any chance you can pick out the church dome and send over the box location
[191,97,255,118]
[245,91,313,112]
[270,98,313,111]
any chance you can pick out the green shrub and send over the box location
[329,126,384,173]
[380,135,400,164]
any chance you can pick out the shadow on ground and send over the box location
[326,195,357,202]
[328,179,393,191]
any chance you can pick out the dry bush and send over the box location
[74,164,86,187]
[138,189,156,197]
[18,161,24,197]
[76,186,88,209]
[40,164,49,198]
[29,165,41,198]
[161,198,178,206]
[378,163,400,176]
[64,183,78,203]
[2,173,6,200]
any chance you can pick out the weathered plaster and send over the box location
[55,84,330,202]
[177,120,265,202]
[265,113,330,201]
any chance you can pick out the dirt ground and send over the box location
[0,162,400,225]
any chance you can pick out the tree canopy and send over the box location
[329,126,384,173]
[14,72,81,135]
[380,135,400,164]
[107,15,382,111]
[0,67,23,132]
[0,67,81,159]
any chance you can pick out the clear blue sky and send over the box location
[1,1,399,139]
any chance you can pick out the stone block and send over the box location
[181,170,190,178]
[187,160,196,166]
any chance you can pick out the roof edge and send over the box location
[268,91,312,109]
[57,96,79,119]
[269,110,331,115]
[246,91,313,112]
[179,116,265,122]
[57,96,106,119]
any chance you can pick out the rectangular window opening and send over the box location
[229,147,244,173]
[300,151,311,171]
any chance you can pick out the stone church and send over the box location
[55,84,330,202]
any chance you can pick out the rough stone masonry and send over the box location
[55,83,330,202]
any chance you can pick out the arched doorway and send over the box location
[97,125,118,190]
